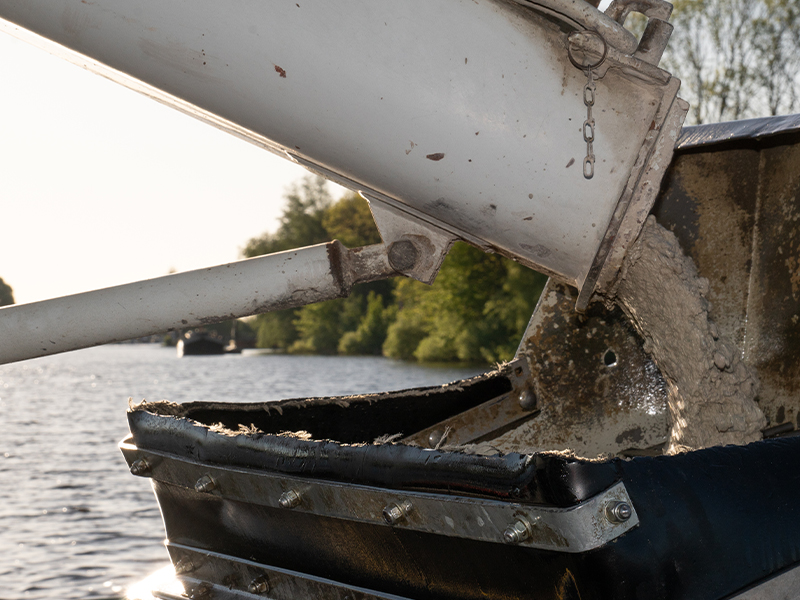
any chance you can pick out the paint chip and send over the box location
[275,65,287,78]
[426,153,445,161]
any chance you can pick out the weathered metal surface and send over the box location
[0,0,679,296]
[493,280,670,457]
[401,357,540,447]
[0,242,395,365]
[120,438,639,553]
[588,85,689,307]
[677,114,800,150]
[158,544,416,600]
[728,562,800,600]
[652,124,800,431]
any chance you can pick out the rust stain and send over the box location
[566,158,575,168]
[274,65,287,78]
[426,153,445,161]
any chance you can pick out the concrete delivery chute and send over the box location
[4,1,800,599]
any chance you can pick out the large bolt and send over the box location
[129,458,150,476]
[605,501,632,523]
[388,240,419,272]
[194,474,217,494]
[248,576,269,594]
[279,489,302,509]
[382,499,413,525]
[503,518,533,544]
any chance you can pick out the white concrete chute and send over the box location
[0,0,683,297]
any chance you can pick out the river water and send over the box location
[0,345,485,600]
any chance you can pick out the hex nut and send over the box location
[503,518,533,544]
[174,556,195,574]
[129,458,150,476]
[605,501,632,523]
[248,576,269,594]
[279,489,302,509]
[382,499,413,525]
[194,474,217,494]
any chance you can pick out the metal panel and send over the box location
[157,544,417,600]
[0,0,679,292]
[493,280,669,457]
[121,440,639,553]
[652,129,800,431]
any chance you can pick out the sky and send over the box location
[0,27,346,305]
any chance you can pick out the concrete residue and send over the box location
[607,216,765,453]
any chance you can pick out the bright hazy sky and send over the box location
[0,28,345,305]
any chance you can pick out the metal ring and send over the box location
[567,30,608,71]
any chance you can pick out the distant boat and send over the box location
[176,330,232,357]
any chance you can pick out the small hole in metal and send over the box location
[603,349,617,367]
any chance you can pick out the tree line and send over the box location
[657,0,799,123]
[242,177,547,364]
[0,278,13,307]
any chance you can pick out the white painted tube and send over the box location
[0,0,678,292]
[0,242,392,365]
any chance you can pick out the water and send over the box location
[0,345,485,600]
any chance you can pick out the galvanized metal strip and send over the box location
[727,562,800,600]
[122,439,639,553]
[160,543,415,600]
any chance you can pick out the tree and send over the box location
[383,243,547,363]
[664,0,800,123]
[0,278,14,307]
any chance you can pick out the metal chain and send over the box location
[583,67,596,180]
[566,30,608,181]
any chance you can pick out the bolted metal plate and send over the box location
[121,439,638,553]
[157,543,415,600]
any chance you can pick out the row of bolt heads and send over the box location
[174,558,269,595]
[131,459,633,545]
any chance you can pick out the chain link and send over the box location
[582,68,596,180]
[566,29,608,181]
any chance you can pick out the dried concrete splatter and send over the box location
[607,216,765,453]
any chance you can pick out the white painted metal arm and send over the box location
[0,242,395,365]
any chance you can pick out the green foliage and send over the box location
[243,176,546,364]
[665,0,800,123]
[242,175,333,257]
[0,277,14,307]
[383,243,547,364]
[339,292,396,355]
[322,194,382,247]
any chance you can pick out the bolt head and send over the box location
[194,475,216,494]
[248,576,269,594]
[382,499,413,525]
[174,556,194,574]
[279,489,302,509]
[388,240,419,272]
[606,501,632,523]
[129,458,150,476]
[503,519,531,544]
[427,430,443,448]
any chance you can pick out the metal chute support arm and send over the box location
[0,243,395,365]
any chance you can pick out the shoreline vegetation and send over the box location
[241,176,547,365]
